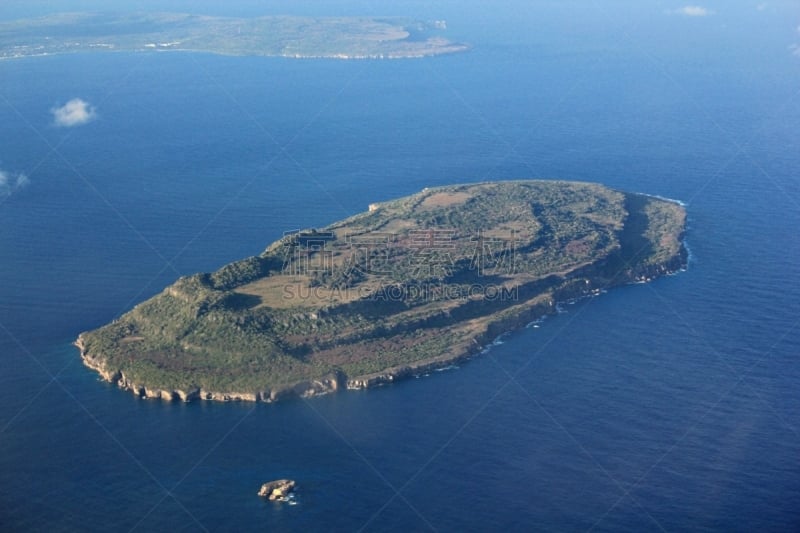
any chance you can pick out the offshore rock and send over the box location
[258,479,296,501]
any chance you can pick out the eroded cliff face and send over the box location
[77,336,120,382]
[76,181,688,403]
[79,333,345,402]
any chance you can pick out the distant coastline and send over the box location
[0,12,469,61]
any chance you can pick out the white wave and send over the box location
[639,192,688,207]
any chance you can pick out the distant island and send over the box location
[0,12,468,60]
[76,181,687,402]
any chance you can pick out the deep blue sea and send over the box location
[1,2,799,531]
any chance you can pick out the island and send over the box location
[75,180,687,402]
[258,479,296,501]
[0,12,468,60]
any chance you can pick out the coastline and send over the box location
[1,46,470,62]
[76,249,687,404]
[0,13,469,62]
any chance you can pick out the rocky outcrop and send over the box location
[76,336,120,383]
[258,479,296,501]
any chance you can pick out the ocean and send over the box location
[1,2,799,531]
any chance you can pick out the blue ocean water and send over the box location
[1,2,799,531]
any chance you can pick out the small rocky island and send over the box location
[76,180,687,402]
[0,12,467,60]
[258,479,296,501]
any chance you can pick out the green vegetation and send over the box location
[76,180,687,401]
[0,12,468,60]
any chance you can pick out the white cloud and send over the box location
[791,44,800,57]
[756,3,767,12]
[0,169,29,199]
[51,98,97,127]
[672,6,715,17]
